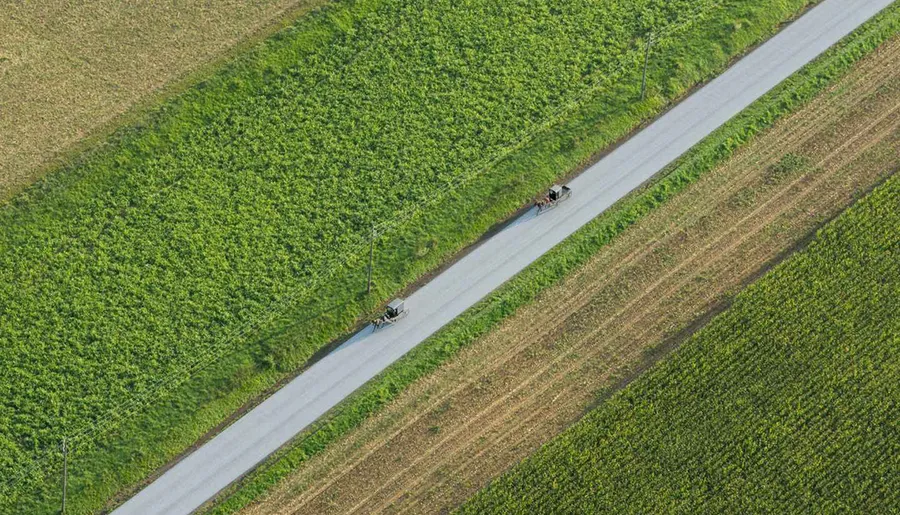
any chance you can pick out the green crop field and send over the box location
[0,0,819,512]
[460,173,900,514]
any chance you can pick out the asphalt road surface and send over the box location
[114,0,895,512]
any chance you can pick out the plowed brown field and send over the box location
[0,0,325,201]
[242,37,900,515]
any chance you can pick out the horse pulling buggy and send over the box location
[373,298,409,329]
[535,184,572,213]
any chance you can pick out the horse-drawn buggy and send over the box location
[535,184,572,213]
[373,298,409,329]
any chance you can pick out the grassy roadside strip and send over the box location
[4,1,828,513]
[206,4,900,514]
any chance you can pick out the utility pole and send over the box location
[61,438,68,515]
[641,33,653,101]
[366,225,375,295]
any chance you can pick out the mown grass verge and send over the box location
[2,0,855,513]
[206,3,900,514]
[459,166,900,515]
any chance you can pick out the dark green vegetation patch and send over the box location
[460,173,900,513]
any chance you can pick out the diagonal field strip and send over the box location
[113,0,897,513]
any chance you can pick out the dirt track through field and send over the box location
[241,37,900,515]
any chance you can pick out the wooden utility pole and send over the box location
[641,33,653,101]
[367,226,375,295]
[61,438,68,515]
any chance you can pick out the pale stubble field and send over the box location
[0,0,325,201]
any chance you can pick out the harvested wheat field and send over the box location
[238,35,900,515]
[0,0,324,201]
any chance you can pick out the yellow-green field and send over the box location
[0,0,325,201]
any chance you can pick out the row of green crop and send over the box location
[204,4,900,514]
[1,0,827,512]
[459,169,900,511]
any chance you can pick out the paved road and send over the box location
[115,0,895,513]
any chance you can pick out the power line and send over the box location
[61,438,68,515]
[641,32,654,100]
[367,225,376,295]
